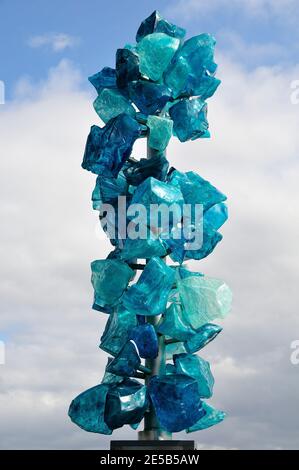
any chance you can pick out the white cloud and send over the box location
[0,55,299,449]
[28,33,80,52]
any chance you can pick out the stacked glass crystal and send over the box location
[69,10,232,436]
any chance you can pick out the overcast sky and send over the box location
[0,0,299,449]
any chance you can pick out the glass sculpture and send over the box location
[69,10,232,440]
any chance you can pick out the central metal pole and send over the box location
[138,141,172,441]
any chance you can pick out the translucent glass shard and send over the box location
[93,88,135,123]
[128,80,172,115]
[174,353,214,398]
[137,33,180,82]
[100,305,137,355]
[106,340,141,377]
[88,67,116,93]
[169,98,209,142]
[148,374,204,432]
[184,323,222,354]
[122,257,175,316]
[187,402,226,432]
[129,323,158,359]
[115,48,141,89]
[147,115,173,152]
[123,154,169,186]
[157,302,194,341]
[136,10,186,42]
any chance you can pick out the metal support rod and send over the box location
[138,140,172,441]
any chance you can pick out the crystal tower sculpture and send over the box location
[69,10,232,441]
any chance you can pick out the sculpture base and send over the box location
[110,440,195,450]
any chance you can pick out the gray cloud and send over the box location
[0,56,299,449]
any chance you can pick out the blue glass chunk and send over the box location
[137,33,180,82]
[93,88,135,123]
[128,80,172,115]
[82,114,142,177]
[147,115,173,152]
[68,384,112,434]
[104,378,148,430]
[184,323,222,354]
[122,257,175,316]
[157,302,195,341]
[136,10,186,42]
[91,259,134,312]
[88,67,116,93]
[100,305,137,355]
[168,170,227,212]
[174,353,214,398]
[148,374,204,432]
[187,402,226,432]
[116,48,141,89]
[124,154,169,186]
[184,221,223,261]
[169,98,209,142]
[121,229,167,261]
[92,173,127,210]
[204,202,228,230]
[129,323,158,359]
[106,340,141,377]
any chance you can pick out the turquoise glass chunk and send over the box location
[129,323,158,359]
[187,402,226,432]
[184,221,223,261]
[101,369,123,385]
[116,48,141,89]
[168,170,227,212]
[88,67,116,93]
[122,257,175,316]
[91,259,134,313]
[165,341,186,360]
[121,228,167,261]
[106,340,141,377]
[130,176,184,230]
[174,353,214,398]
[104,378,148,430]
[124,154,169,186]
[100,305,137,355]
[82,114,142,177]
[128,80,172,115]
[178,275,232,328]
[93,88,135,123]
[204,202,228,230]
[169,98,209,142]
[68,384,112,434]
[157,302,194,341]
[184,323,222,354]
[92,173,127,210]
[147,115,173,152]
[137,33,180,82]
[148,374,204,432]
[136,10,186,42]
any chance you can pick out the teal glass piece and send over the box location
[68,384,112,434]
[128,80,172,115]
[92,173,127,210]
[101,369,123,385]
[93,88,135,123]
[157,302,195,341]
[174,353,214,398]
[176,266,204,280]
[147,115,173,152]
[106,340,141,377]
[178,275,232,328]
[104,378,148,430]
[187,402,226,432]
[165,341,186,360]
[129,323,158,359]
[168,170,227,212]
[204,202,228,230]
[116,48,141,89]
[136,10,186,42]
[82,114,142,177]
[169,98,209,142]
[137,33,180,82]
[184,221,223,261]
[122,257,175,316]
[184,323,222,354]
[121,234,167,261]
[165,363,176,375]
[148,374,204,432]
[88,67,116,93]
[124,154,169,186]
[91,259,134,313]
[100,305,137,355]
[130,176,184,230]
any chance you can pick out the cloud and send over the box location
[0,54,299,449]
[28,33,80,52]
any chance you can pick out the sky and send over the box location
[0,0,299,450]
